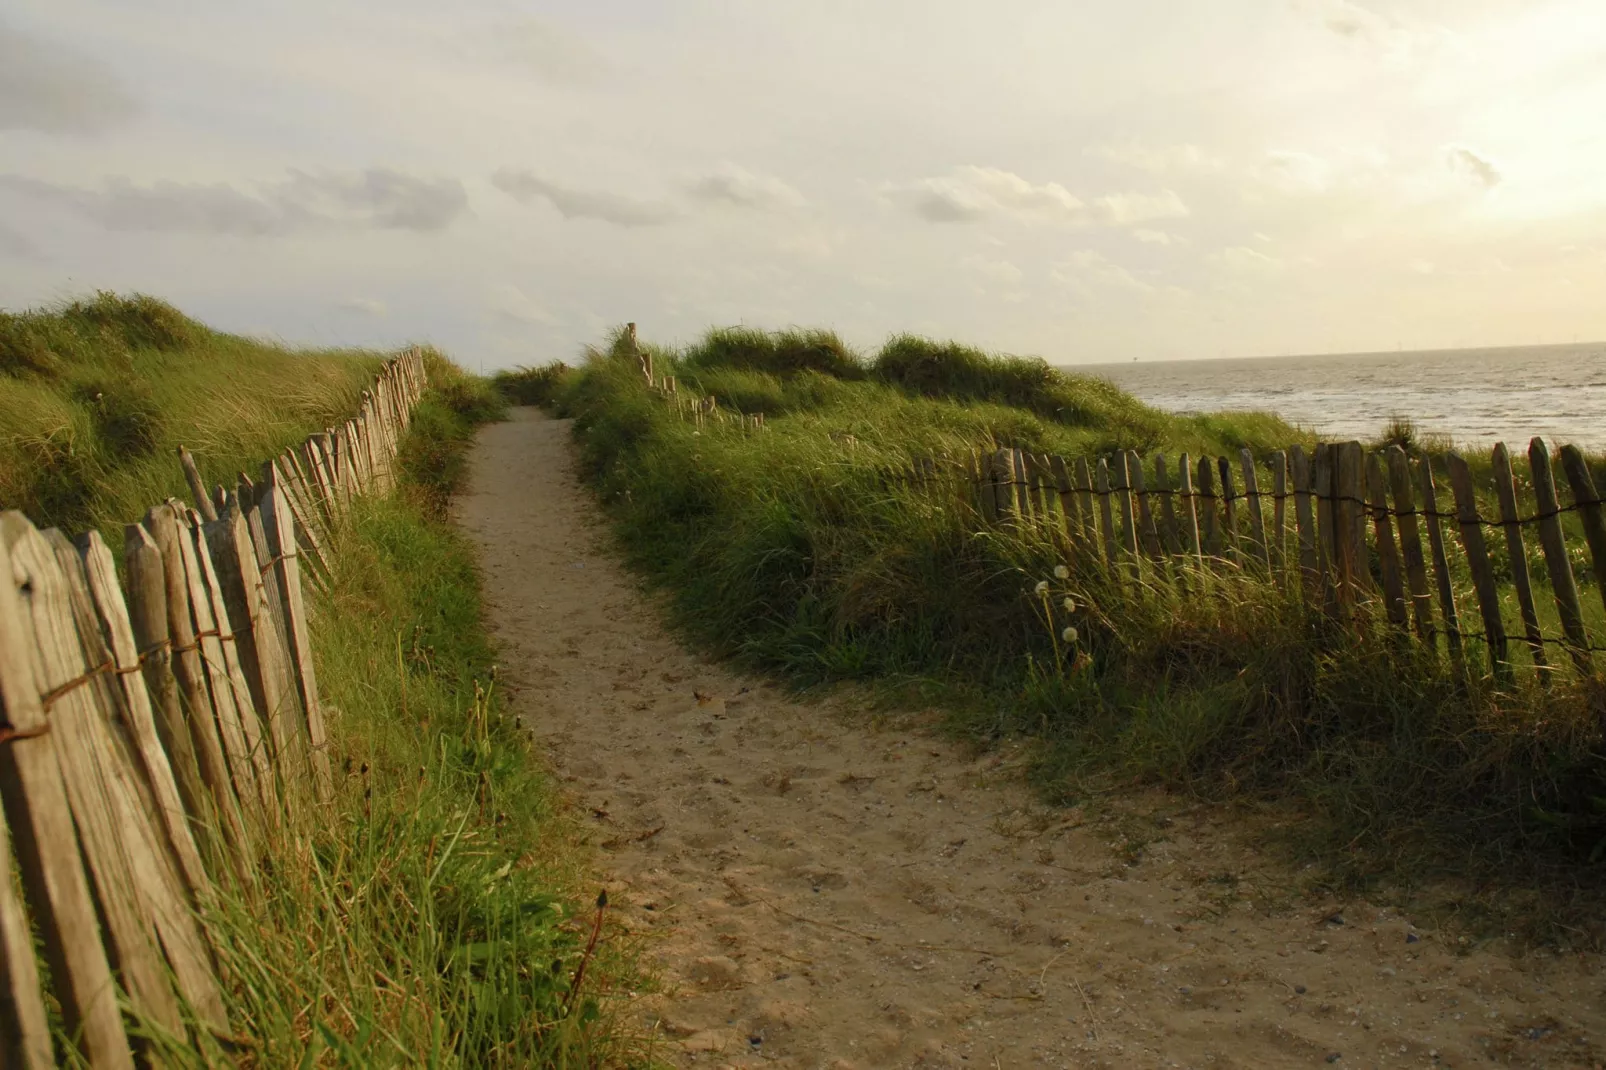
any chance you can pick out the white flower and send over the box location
[1034,580,1050,596]
[1054,564,1069,579]
[1063,597,1076,613]
[1062,626,1079,644]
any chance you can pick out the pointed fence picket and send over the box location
[0,350,425,1064]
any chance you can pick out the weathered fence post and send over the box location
[1491,443,1549,673]
[1384,446,1433,640]
[1416,453,1462,656]
[1528,439,1590,673]
[1446,452,1508,676]
[1365,451,1409,629]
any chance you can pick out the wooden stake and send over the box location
[1446,452,1508,675]
[1528,438,1590,673]
[1491,442,1549,672]
[1365,451,1409,628]
[178,446,219,523]
[0,531,130,1069]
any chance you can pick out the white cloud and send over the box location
[491,170,681,227]
[1093,189,1189,226]
[685,165,806,211]
[1051,250,1151,293]
[1133,229,1174,245]
[1443,145,1501,189]
[961,255,1024,286]
[1086,143,1222,175]
[0,21,138,133]
[1212,245,1283,271]
[479,16,606,85]
[889,166,1086,224]
[337,297,387,316]
[0,169,469,233]
[487,283,556,325]
[1313,0,1459,63]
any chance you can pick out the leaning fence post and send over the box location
[1096,457,1117,564]
[1558,445,1606,625]
[1528,439,1590,674]
[1239,449,1271,572]
[1289,445,1316,597]
[1365,451,1409,629]
[0,534,127,1068]
[1491,442,1549,674]
[1446,452,1508,677]
[1384,446,1433,641]
[1177,453,1203,570]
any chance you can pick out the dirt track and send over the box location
[457,407,1606,1070]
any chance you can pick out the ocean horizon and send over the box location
[1071,341,1606,451]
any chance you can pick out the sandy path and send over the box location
[457,408,1605,1070]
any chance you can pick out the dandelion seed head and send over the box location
[1034,580,1050,596]
[1063,597,1076,613]
[1062,626,1079,644]
[1054,565,1070,579]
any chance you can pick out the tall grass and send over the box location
[183,374,647,1064]
[547,328,1606,939]
[0,292,381,537]
[4,295,647,1064]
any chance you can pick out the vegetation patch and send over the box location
[0,292,380,537]
[545,326,1606,941]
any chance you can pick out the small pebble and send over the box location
[1295,985,1307,995]
[749,1035,762,1047]
[1326,1054,1342,1064]
[1406,932,1420,944]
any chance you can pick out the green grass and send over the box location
[2,295,648,1065]
[542,326,1606,942]
[177,371,649,1065]
[0,292,382,538]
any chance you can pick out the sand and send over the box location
[456,407,1606,1069]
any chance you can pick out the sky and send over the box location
[2,0,1604,368]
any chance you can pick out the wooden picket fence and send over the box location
[893,439,1606,680]
[619,320,1606,683]
[0,350,426,1066]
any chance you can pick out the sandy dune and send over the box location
[456,407,1605,1069]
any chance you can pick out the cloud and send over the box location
[1444,145,1501,189]
[491,169,680,227]
[1313,0,1458,63]
[0,22,137,134]
[890,168,1186,230]
[0,222,38,258]
[1086,143,1221,175]
[488,283,556,325]
[337,297,387,316]
[1093,189,1189,226]
[1051,250,1151,293]
[890,166,1086,224]
[685,165,806,211]
[1322,0,1396,41]
[1133,229,1174,245]
[961,255,1024,286]
[485,17,606,85]
[1212,245,1283,271]
[0,168,468,233]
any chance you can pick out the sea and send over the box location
[1073,342,1606,452]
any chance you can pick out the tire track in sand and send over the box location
[457,408,1606,1069]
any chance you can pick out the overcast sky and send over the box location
[2,0,1603,367]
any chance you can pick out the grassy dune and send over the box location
[0,292,380,536]
[2,296,644,1064]
[532,327,1606,937]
